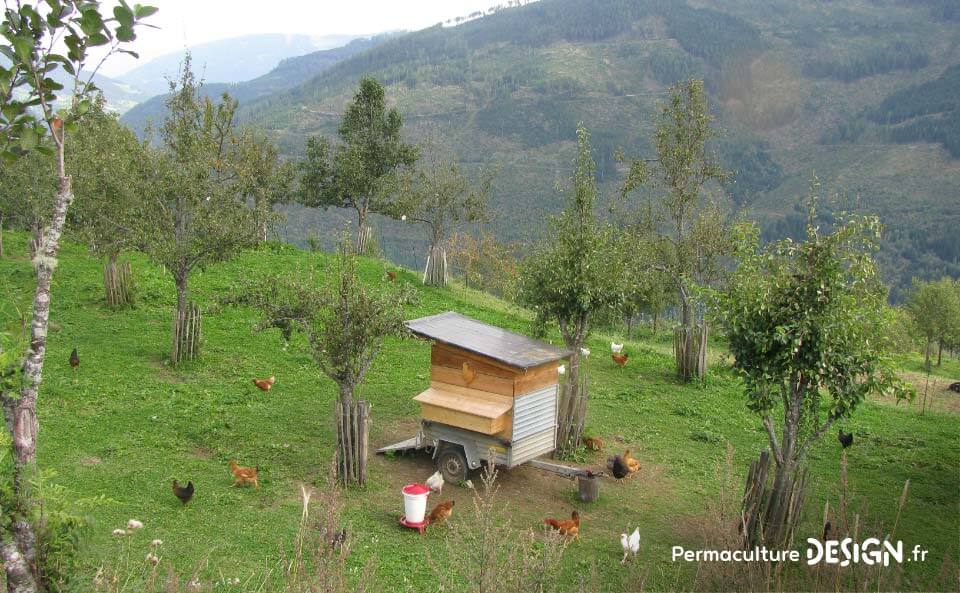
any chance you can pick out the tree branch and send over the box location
[762,414,784,466]
[796,415,838,463]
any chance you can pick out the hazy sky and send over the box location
[98,0,499,76]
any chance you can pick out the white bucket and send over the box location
[402,483,430,523]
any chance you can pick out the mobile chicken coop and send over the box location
[378,311,579,483]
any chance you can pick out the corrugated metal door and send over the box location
[508,384,557,466]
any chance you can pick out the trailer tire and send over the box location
[437,445,469,484]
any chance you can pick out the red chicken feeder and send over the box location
[401,483,430,524]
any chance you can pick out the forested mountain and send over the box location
[235,0,958,299]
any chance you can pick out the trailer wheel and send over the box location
[437,445,468,484]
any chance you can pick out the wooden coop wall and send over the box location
[430,343,558,396]
[414,343,559,436]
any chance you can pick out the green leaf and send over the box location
[115,26,135,42]
[113,5,134,28]
[134,5,159,19]
[88,32,110,46]
[74,98,91,116]
[12,36,33,62]
[19,127,38,151]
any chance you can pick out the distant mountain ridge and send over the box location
[116,33,362,98]
[120,35,390,136]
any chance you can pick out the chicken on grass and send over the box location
[427,500,455,525]
[544,510,580,541]
[230,460,260,489]
[172,480,194,505]
[620,527,640,564]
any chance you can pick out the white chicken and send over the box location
[620,527,640,564]
[426,470,444,494]
[611,342,623,354]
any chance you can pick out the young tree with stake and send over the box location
[710,194,911,548]
[0,2,154,589]
[67,97,151,306]
[519,124,623,457]
[237,243,412,485]
[383,151,493,286]
[620,79,732,381]
[298,77,418,254]
[137,59,284,364]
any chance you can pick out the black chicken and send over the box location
[949,382,960,394]
[822,521,832,541]
[838,429,853,449]
[172,479,194,505]
[607,455,631,480]
[69,348,79,371]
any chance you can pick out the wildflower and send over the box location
[112,528,127,536]
[151,539,163,547]
[145,551,160,566]
[127,519,144,530]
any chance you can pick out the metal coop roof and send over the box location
[405,311,572,369]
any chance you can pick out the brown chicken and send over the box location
[611,352,628,367]
[172,479,194,505]
[544,510,580,540]
[252,376,275,392]
[583,436,604,451]
[622,449,640,474]
[427,500,455,525]
[69,347,80,371]
[230,460,260,489]
[386,271,397,282]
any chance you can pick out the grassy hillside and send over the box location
[1,231,957,591]
[233,0,960,299]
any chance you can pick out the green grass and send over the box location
[1,231,958,591]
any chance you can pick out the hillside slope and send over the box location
[238,0,960,299]
[0,230,956,589]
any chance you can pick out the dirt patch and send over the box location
[878,372,960,414]
[146,353,186,384]
[80,456,102,467]
[192,447,214,460]
[365,420,675,542]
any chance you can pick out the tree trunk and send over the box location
[555,352,587,458]
[674,285,708,381]
[171,279,201,365]
[0,213,5,258]
[937,340,943,366]
[740,450,809,549]
[626,316,633,339]
[1,175,74,592]
[335,386,370,486]
[103,255,134,308]
[356,208,368,254]
[652,311,658,334]
[674,324,708,381]
[423,244,448,287]
[924,339,932,368]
